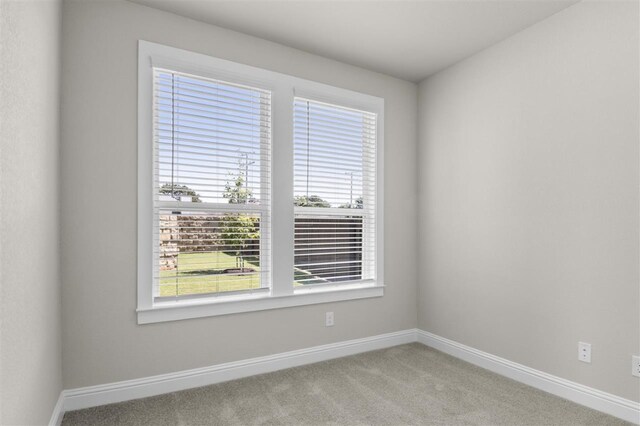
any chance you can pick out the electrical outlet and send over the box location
[325,311,334,327]
[578,342,591,363]
[632,356,640,378]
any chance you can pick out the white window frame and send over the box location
[137,41,384,324]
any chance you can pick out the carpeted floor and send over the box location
[62,343,629,425]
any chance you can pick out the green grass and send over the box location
[159,252,261,297]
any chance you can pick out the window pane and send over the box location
[155,70,270,205]
[293,99,374,209]
[157,210,264,297]
[294,215,363,285]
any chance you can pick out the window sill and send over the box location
[137,283,384,324]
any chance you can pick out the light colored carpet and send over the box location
[62,343,629,425]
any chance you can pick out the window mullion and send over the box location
[270,84,295,297]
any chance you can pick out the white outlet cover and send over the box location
[325,311,334,327]
[632,355,640,377]
[578,342,591,363]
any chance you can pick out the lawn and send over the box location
[159,251,262,297]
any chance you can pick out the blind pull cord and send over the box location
[170,72,180,202]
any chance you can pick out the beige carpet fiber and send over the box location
[62,343,629,425]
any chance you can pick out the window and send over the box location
[153,70,271,300]
[293,99,376,287]
[138,41,383,323]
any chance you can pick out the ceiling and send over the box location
[129,0,578,82]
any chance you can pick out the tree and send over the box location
[159,183,201,203]
[339,197,363,209]
[220,158,259,269]
[220,214,259,269]
[223,171,253,204]
[294,195,331,208]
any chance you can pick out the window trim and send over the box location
[138,40,384,324]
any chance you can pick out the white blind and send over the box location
[293,98,376,286]
[153,69,271,299]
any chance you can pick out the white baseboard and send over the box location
[48,392,65,426]
[416,329,640,425]
[53,328,639,425]
[62,329,416,412]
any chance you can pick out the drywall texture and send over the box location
[418,1,639,402]
[60,0,417,388]
[0,0,63,423]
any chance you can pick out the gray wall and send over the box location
[60,0,417,388]
[418,1,639,402]
[0,0,63,424]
